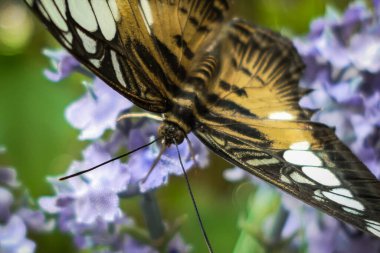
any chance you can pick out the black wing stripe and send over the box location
[27,0,170,112]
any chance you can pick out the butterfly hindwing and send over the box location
[192,19,380,235]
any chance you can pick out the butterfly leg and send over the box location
[185,136,200,169]
[141,145,167,184]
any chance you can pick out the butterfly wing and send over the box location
[141,0,231,89]
[25,0,231,112]
[192,19,380,236]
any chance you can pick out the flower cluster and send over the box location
[291,1,380,250]
[39,50,209,252]
[0,148,52,253]
[295,0,380,176]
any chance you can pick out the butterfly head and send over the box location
[158,121,186,146]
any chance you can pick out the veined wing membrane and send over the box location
[193,19,380,236]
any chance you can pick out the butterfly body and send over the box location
[26,0,380,238]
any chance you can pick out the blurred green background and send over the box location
[0,0,365,252]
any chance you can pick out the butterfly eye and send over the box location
[158,121,186,145]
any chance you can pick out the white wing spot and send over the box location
[108,0,121,22]
[314,189,323,198]
[283,150,322,167]
[313,196,326,202]
[91,0,117,41]
[37,2,51,20]
[366,220,380,235]
[289,172,316,185]
[246,158,279,166]
[366,220,380,227]
[280,175,292,184]
[322,191,365,211]
[77,29,97,54]
[68,0,98,32]
[290,141,310,150]
[54,0,67,19]
[367,227,380,237]
[63,32,73,44]
[302,166,341,186]
[139,0,153,34]
[342,207,362,215]
[110,50,127,87]
[330,188,353,198]
[90,59,101,68]
[60,35,72,49]
[41,0,68,31]
[269,112,294,120]
[89,54,105,69]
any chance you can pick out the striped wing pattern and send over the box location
[193,19,380,236]
[144,0,230,93]
[25,0,230,112]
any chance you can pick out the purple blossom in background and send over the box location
[0,216,36,253]
[0,149,52,253]
[65,77,133,140]
[38,131,196,252]
[291,1,380,249]
[44,49,133,140]
[295,0,380,176]
[43,49,81,82]
[293,1,380,251]
[41,49,208,252]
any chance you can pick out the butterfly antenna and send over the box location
[59,138,160,181]
[173,139,214,253]
[141,145,167,183]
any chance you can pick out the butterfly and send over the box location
[25,0,380,238]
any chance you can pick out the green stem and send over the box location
[269,205,289,245]
[140,191,165,241]
[233,186,282,253]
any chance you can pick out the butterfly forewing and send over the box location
[26,0,231,111]
[193,19,380,236]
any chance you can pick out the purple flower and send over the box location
[0,167,19,188]
[0,150,52,253]
[43,49,80,82]
[65,77,132,140]
[40,143,128,225]
[291,1,380,250]
[295,1,380,175]
[0,187,13,223]
[122,235,190,253]
[306,215,380,253]
[128,132,208,193]
[39,121,208,228]
[0,216,36,253]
